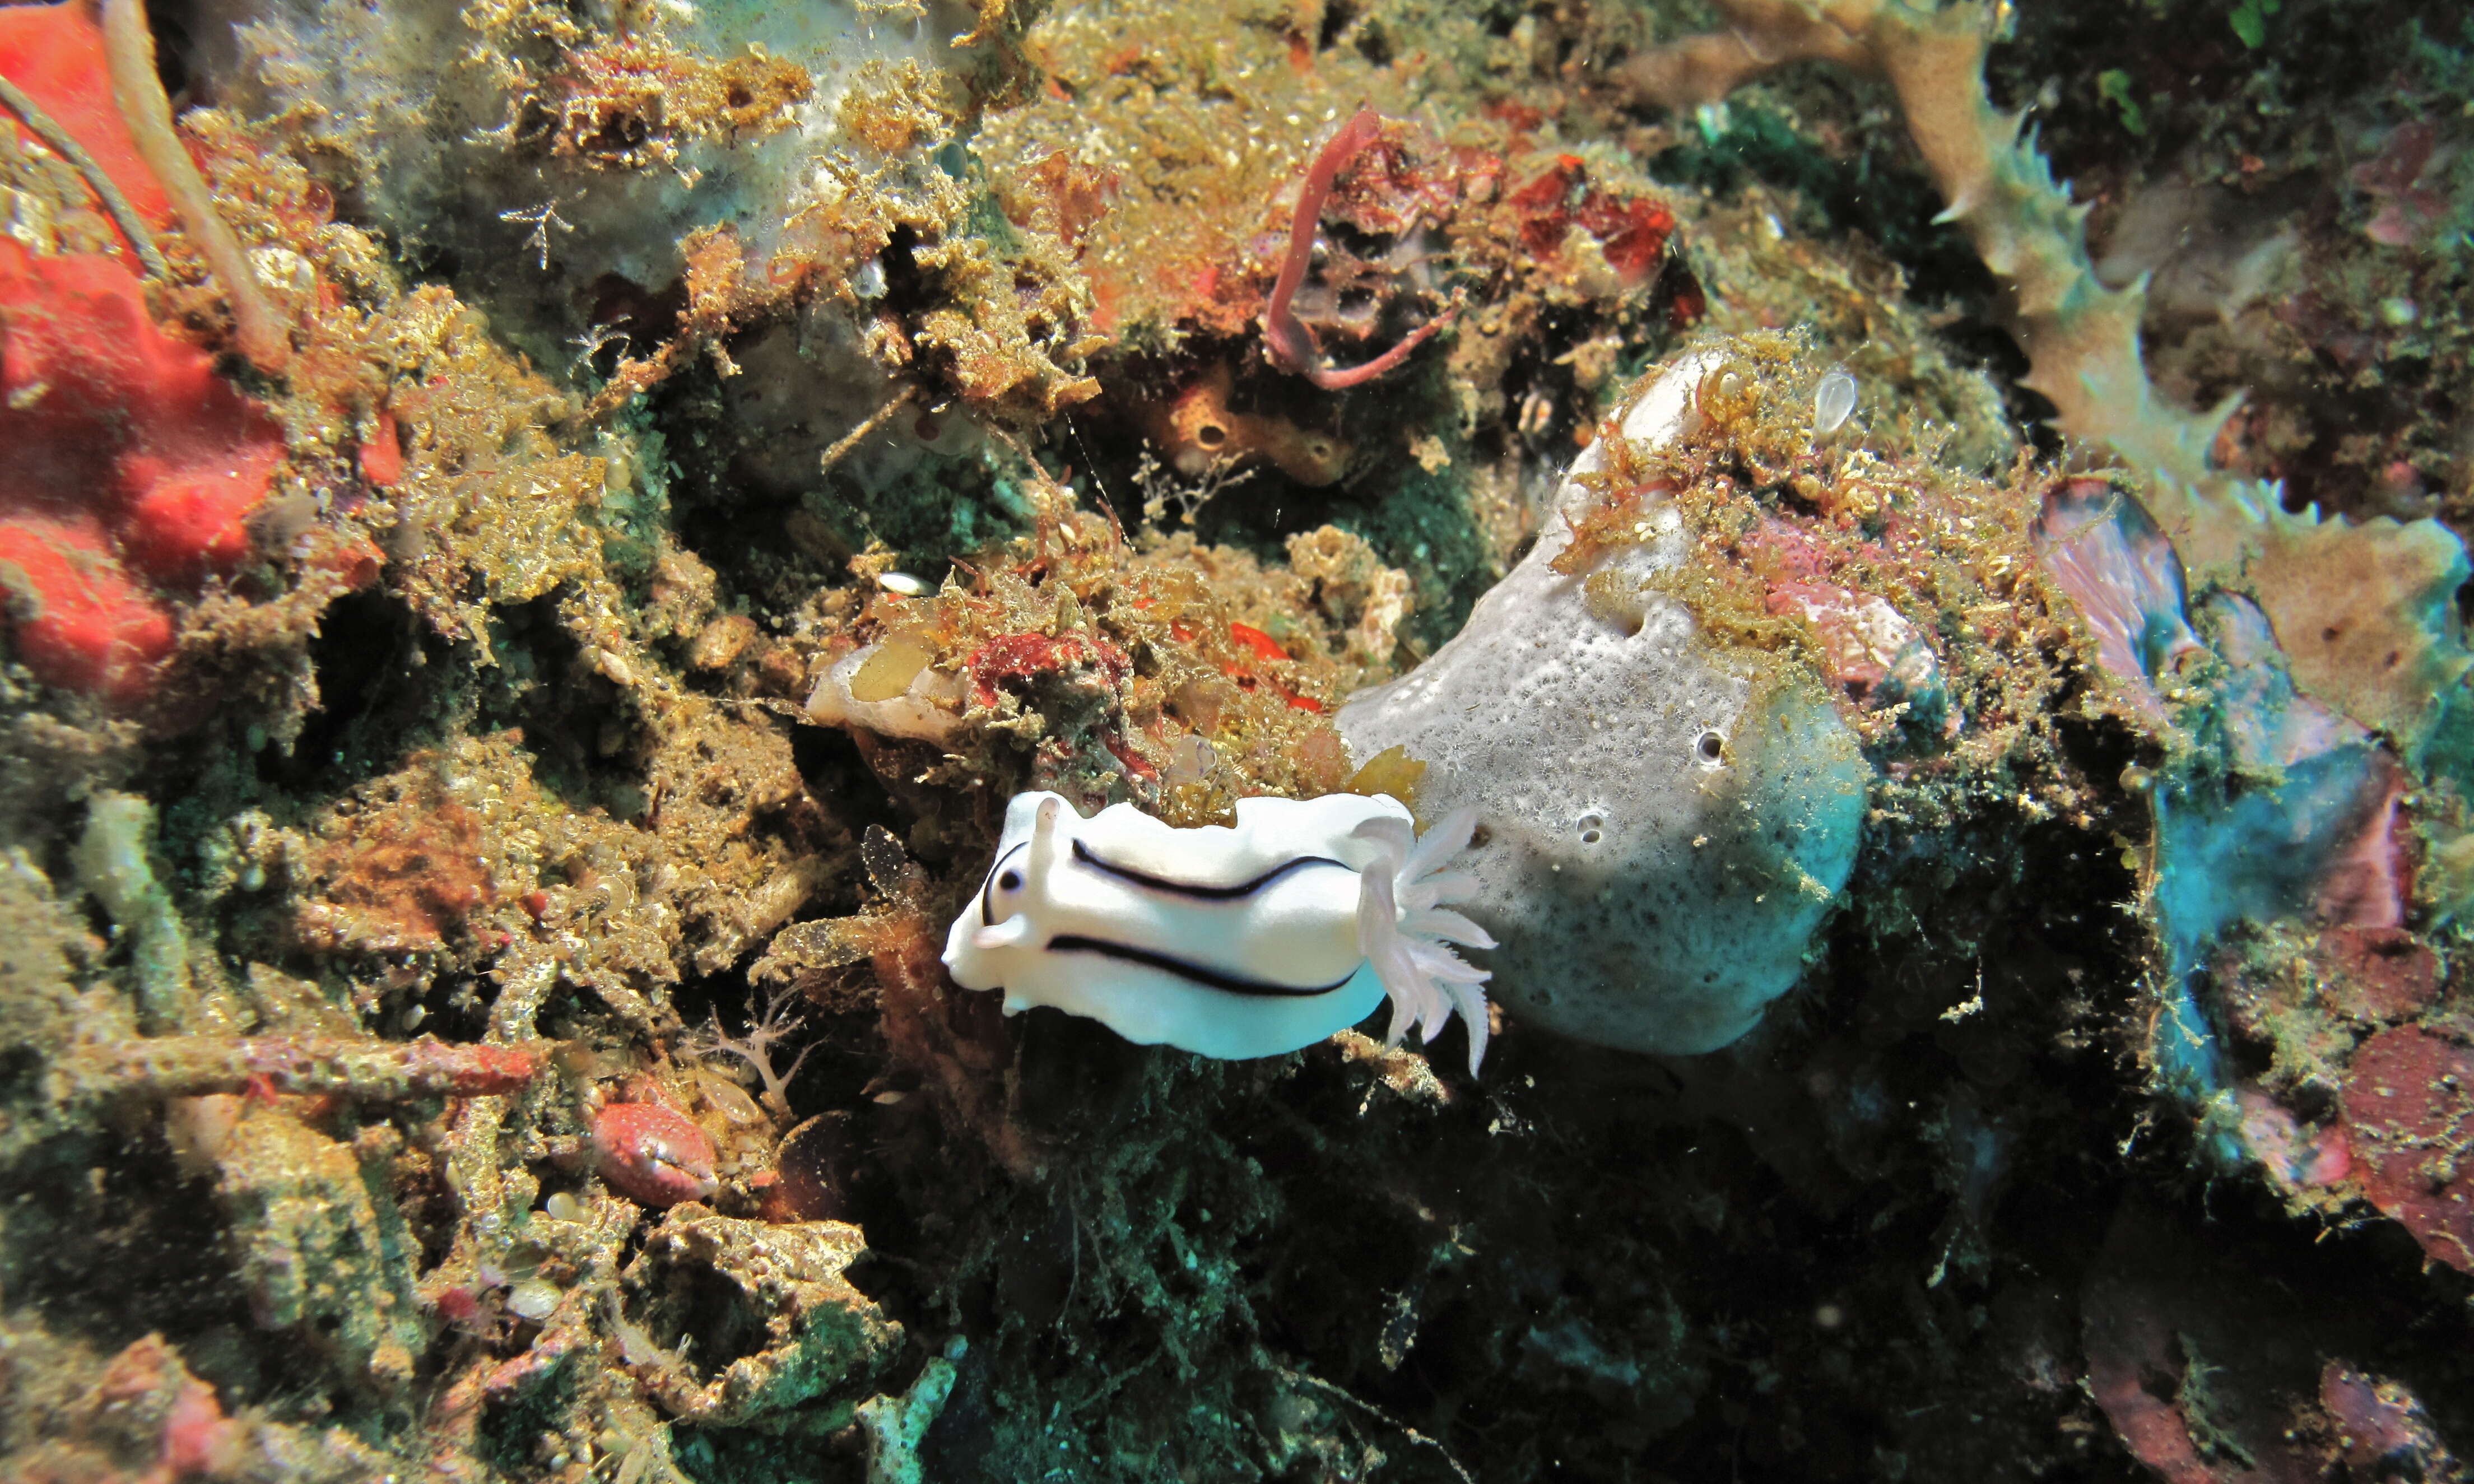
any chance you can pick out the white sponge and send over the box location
[1338,351,1871,1054]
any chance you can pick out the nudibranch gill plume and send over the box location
[942,792,1497,1072]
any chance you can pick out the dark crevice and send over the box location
[258,586,434,794]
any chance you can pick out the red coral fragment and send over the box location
[963,630,1132,709]
[1507,156,1679,287]
[1226,621,1287,662]
[359,411,405,488]
[1507,156,1590,255]
[2340,1026,2474,1272]
[1575,193,1680,284]
[1176,618,1323,711]
[0,241,287,703]
[1101,729,1160,782]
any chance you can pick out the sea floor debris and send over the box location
[3,0,2474,1480]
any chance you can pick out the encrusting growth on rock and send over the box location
[4,0,2473,1477]
[99,0,289,373]
[1261,108,1458,389]
[1621,0,2471,759]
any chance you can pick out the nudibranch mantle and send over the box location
[943,791,1498,1071]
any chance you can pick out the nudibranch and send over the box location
[943,791,1498,1072]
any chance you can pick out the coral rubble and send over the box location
[5,0,2474,1480]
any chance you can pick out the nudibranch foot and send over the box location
[942,791,1496,1073]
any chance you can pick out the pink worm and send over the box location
[1262,108,1455,389]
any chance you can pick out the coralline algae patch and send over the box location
[2341,1026,2474,1273]
[2203,915,2474,1273]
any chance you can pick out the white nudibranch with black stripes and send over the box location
[942,791,1498,1072]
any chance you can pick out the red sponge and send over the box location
[0,514,177,706]
[0,240,287,704]
[0,0,175,250]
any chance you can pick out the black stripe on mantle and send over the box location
[1071,839,1352,901]
[1047,935,1355,998]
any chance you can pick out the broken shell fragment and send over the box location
[806,642,966,743]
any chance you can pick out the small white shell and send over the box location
[1813,369,1858,436]
[877,571,929,596]
[506,1278,561,1320]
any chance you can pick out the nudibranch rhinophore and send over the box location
[942,791,1498,1071]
